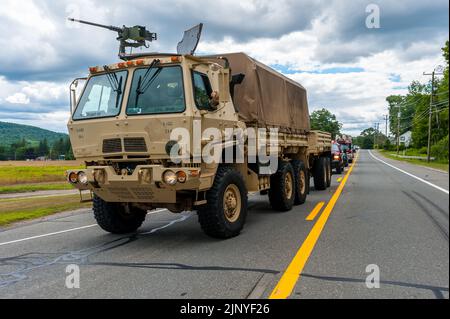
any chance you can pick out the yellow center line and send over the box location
[336,177,343,182]
[269,152,359,299]
[305,202,325,221]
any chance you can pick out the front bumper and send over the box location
[66,165,203,203]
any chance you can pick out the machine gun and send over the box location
[68,18,157,59]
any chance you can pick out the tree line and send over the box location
[385,41,448,160]
[355,41,449,160]
[0,137,74,161]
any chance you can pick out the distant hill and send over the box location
[0,121,68,146]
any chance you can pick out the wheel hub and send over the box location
[299,171,306,194]
[285,172,293,199]
[223,184,241,222]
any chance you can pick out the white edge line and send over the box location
[0,209,169,247]
[368,150,449,195]
[0,224,98,247]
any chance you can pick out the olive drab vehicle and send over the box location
[66,19,332,238]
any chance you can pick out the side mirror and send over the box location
[69,78,87,114]
[217,68,231,104]
[230,73,245,100]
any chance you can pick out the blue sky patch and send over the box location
[271,65,365,75]
[389,74,402,82]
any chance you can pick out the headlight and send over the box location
[77,171,88,185]
[333,155,340,160]
[68,172,78,184]
[163,170,177,185]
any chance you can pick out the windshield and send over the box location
[127,66,185,115]
[332,144,340,152]
[340,144,349,151]
[73,71,127,120]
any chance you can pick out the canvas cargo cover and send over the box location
[206,52,310,133]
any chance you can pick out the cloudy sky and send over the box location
[0,0,448,136]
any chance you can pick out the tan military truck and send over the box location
[66,52,331,239]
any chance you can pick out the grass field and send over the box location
[0,182,73,194]
[378,150,449,172]
[0,161,83,186]
[0,194,91,226]
[0,161,88,226]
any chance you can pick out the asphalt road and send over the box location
[0,150,448,299]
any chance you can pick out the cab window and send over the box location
[192,71,212,110]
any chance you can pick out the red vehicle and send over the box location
[331,142,345,174]
[336,135,353,164]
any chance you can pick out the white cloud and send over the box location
[6,93,30,104]
[0,0,448,137]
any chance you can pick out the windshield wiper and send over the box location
[103,66,123,108]
[135,59,162,107]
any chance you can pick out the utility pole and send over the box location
[383,114,388,137]
[396,107,401,156]
[374,122,379,149]
[423,66,444,162]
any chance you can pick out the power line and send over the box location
[434,91,449,97]
[423,67,444,162]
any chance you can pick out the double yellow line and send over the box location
[269,153,359,299]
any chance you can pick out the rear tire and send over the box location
[292,160,308,205]
[197,166,248,239]
[313,157,327,191]
[269,161,295,211]
[93,195,147,234]
[325,157,331,188]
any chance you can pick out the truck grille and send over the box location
[124,137,147,152]
[102,138,122,153]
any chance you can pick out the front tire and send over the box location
[197,166,248,239]
[335,163,343,174]
[93,195,147,234]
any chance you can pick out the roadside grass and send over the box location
[377,149,449,172]
[0,194,91,226]
[0,164,83,185]
[0,182,74,194]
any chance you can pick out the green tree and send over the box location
[354,127,385,149]
[51,138,65,159]
[38,138,50,157]
[64,138,75,160]
[310,108,342,139]
[0,145,5,160]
